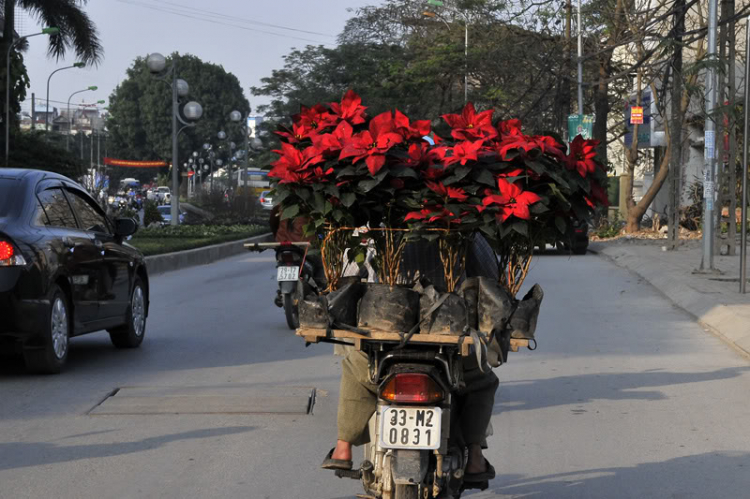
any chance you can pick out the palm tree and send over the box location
[2,0,103,64]
[1,0,102,158]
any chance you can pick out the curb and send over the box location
[598,245,750,359]
[145,232,273,276]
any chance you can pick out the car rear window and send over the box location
[0,178,18,216]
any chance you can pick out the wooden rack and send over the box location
[296,327,530,356]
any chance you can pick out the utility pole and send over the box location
[668,0,685,250]
[576,0,584,115]
[31,93,35,130]
[700,0,719,271]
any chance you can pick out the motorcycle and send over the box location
[334,339,474,498]
[245,241,317,329]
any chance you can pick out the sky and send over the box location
[17,0,375,116]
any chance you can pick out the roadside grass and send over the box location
[128,224,268,256]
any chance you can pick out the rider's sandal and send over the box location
[320,448,353,470]
[463,459,496,482]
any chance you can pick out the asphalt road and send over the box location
[2,250,750,498]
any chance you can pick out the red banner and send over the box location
[104,157,168,168]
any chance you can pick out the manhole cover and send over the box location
[90,385,316,415]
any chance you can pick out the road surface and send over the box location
[2,250,750,498]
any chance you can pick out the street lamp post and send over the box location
[5,27,59,164]
[66,86,97,152]
[46,62,85,133]
[146,52,203,226]
[425,0,469,104]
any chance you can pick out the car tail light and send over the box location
[260,197,265,203]
[0,239,26,267]
[381,373,444,404]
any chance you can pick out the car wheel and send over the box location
[108,277,147,349]
[23,284,70,374]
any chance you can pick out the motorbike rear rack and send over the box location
[296,328,530,357]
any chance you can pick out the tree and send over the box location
[1,0,102,155]
[106,53,250,186]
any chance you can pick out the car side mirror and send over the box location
[114,218,138,238]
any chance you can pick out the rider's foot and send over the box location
[331,440,352,461]
[465,444,487,474]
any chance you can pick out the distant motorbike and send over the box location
[245,241,318,329]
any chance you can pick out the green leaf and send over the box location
[332,209,344,222]
[281,204,299,220]
[360,177,382,192]
[473,168,496,187]
[323,184,340,197]
[312,192,326,213]
[390,166,419,178]
[510,222,528,236]
[555,216,567,234]
[340,192,356,207]
[324,201,333,215]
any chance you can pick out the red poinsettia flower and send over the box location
[495,134,541,161]
[404,206,460,224]
[269,143,326,184]
[586,181,609,208]
[275,122,319,144]
[339,111,403,175]
[329,89,367,125]
[426,181,469,202]
[497,118,522,137]
[442,103,497,141]
[394,110,431,141]
[567,136,600,177]
[445,139,484,166]
[480,178,541,221]
[533,135,566,161]
[292,104,335,130]
[312,121,354,155]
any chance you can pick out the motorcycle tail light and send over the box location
[280,252,296,265]
[381,373,444,404]
[0,239,26,267]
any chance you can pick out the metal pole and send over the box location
[5,41,16,165]
[66,98,71,151]
[701,0,719,270]
[170,62,179,226]
[577,0,584,115]
[740,17,750,292]
[464,22,468,104]
[31,93,36,130]
[244,113,250,194]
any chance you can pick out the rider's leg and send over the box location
[458,361,500,475]
[332,350,378,460]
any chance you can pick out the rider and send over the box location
[321,234,500,485]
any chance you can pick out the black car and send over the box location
[0,169,149,373]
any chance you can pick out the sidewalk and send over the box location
[594,238,750,358]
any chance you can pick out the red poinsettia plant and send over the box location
[269,91,608,291]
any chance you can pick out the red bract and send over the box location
[275,122,319,144]
[426,181,469,202]
[567,136,600,177]
[269,143,326,184]
[442,103,497,141]
[312,121,354,155]
[404,206,459,224]
[329,89,367,125]
[394,110,431,140]
[586,181,609,208]
[293,104,335,130]
[481,178,541,221]
[533,135,566,161]
[497,119,522,137]
[446,139,484,166]
[496,134,540,161]
[339,111,403,175]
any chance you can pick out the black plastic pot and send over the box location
[357,283,420,332]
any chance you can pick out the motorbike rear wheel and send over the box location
[394,484,419,499]
[283,294,300,330]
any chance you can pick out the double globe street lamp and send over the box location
[229,109,263,194]
[66,86,98,152]
[146,52,203,226]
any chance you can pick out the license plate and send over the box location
[379,407,441,450]
[277,266,299,281]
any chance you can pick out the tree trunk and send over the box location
[593,55,611,165]
[668,0,686,249]
[727,0,737,255]
[556,0,572,136]
[1,0,15,162]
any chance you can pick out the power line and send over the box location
[151,0,336,38]
[116,0,335,46]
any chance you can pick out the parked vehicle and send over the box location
[156,186,171,205]
[557,218,589,255]
[0,169,149,374]
[259,190,273,211]
[157,205,185,225]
